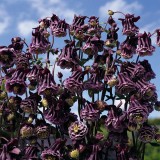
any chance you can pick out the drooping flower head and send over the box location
[0,46,16,67]
[57,41,80,69]
[119,13,140,35]
[136,32,155,56]
[6,68,28,95]
[63,67,84,94]
[116,72,136,95]
[29,27,51,54]
[128,97,149,124]
[138,124,156,143]
[80,101,100,121]
[50,14,68,37]
[41,138,66,160]
[38,67,59,96]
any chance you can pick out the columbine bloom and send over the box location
[138,124,156,143]
[70,15,86,35]
[0,138,21,160]
[80,101,100,121]
[156,29,160,46]
[23,146,39,159]
[35,120,50,139]
[50,14,68,37]
[6,69,28,95]
[120,36,137,59]
[41,138,66,160]
[128,98,149,124]
[29,27,51,54]
[38,68,59,96]
[63,67,84,94]
[119,14,140,35]
[0,46,15,67]
[139,60,155,81]
[136,32,155,56]
[15,53,29,69]
[9,37,24,51]
[20,124,34,138]
[136,79,156,100]
[105,107,127,133]
[57,41,80,69]
[121,62,145,80]
[68,121,88,140]
[116,72,136,95]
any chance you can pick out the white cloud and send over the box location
[99,0,143,19]
[27,0,81,23]
[0,5,10,35]
[17,20,38,37]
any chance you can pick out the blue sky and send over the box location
[0,0,160,118]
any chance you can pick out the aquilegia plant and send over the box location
[0,10,160,160]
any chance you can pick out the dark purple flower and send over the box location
[115,144,129,160]
[121,62,145,80]
[119,14,140,35]
[57,41,80,69]
[87,144,101,160]
[15,53,30,69]
[68,121,88,140]
[63,67,84,94]
[70,15,86,35]
[20,124,34,138]
[43,99,69,125]
[0,46,16,67]
[128,97,149,124]
[155,134,160,143]
[136,32,155,56]
[29,27,51,54]
[138,124,156,143]
[41,138,66,160]
[80,101,100,121]
[0,138,21,160]
[20,93,41,113]
[105,107,127,133]
[120,36,137,59]
[38,68,59,96]
[35,119,50,139]
[156,29,160,46]
[116,72,136,95]
[23,146,39,160]
[6,68,28,95]
[9,37,24,51]
[50,14,68,37]
[136,79,156,100]
[139,60,155,81]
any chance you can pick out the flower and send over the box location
[128,98,149,124]
[57,41,80,69]
[68,121,88,140]
[156,29,160,46]
[0,46,16,67]
[29,27,51,54]
[120,36,137,59]
[20,124,34,138]
[63,67,84,94]
[136,79,156,100]
[50,14,68,37]
[119,14,140,35]
[9,37,24,51]
[70,149,79,159]
[138,124,156,143]
[38,68,59,96]
[80,101,100,121]
[41,138,66,160]
[136,32,155,56]
[0,138,21,160]
[23,146,39,159]
[6,68,28,95]
[116,72,136,95]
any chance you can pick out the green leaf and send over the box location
[149,142,160,147]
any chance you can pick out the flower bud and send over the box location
[0,91,7,99]
[7,112,14,121]
[42,99,48,108]
[108,10,114,15]
[70,149,79,159]
[154,101,160,111]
